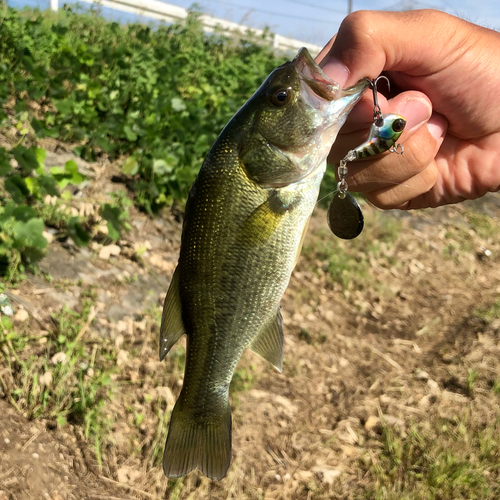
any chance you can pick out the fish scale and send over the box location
[159,47,370,480]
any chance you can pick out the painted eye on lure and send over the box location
[392,118,405,132]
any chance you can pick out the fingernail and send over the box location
[427,122,444,140]
[319,57,349,88]
[426,114,448,141]
[398,98,432,132]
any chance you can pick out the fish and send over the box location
[159,47,370,481]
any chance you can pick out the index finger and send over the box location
[317,10,473,87]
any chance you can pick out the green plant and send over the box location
[0,141,136,277]
[0,4,284,279]
[362,413,499,500]
[0,143,91,279]
[230,363,256,393]
[0,288,116,466]
[0,4,283,213]
[492,380,500,395]
[99,190,132,241]
[474,300,500,323]
[467,369,479,394]
[305,211,402,291]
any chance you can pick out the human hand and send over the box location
[317,9,500,209]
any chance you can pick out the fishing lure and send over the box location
[328,76,406,240]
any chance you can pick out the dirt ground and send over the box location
[1,154,500,499]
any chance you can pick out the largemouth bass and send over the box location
[160,47,369,480]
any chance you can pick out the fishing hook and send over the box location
[370,75,390,124]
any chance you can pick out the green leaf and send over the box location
[171,97,187,112]
[106,220,120,241]
[99,203,128,241]
[11,146,39,174]
[0,202,16,222]
[38,174,60,197]
[64,160,86,184]
[0,316,13,331]
[153,159,173,175]
[49,166,69,189]
[31,118,46,138]
[67,217,91,247]
[0,148,12,176]
[36,148,47,167]
[57,415,67,427]
[24,177,39,196]
[49,160,86,188]
[54,99,73,115]
[123,125,137,142]
[122,157,139,176]
[12,218,48,251]
[5,175,30,203]
[13,205,37,222]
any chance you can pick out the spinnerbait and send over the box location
[328,76,406,240]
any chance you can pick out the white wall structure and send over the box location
[50,0,323,55]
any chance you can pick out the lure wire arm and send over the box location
[370,75,390,124]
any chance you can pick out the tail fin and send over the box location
[163,397,232,481]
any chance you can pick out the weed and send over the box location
[492,380,500,395]
[474,300,500,323]
[230,363,256,393]
[467,368,479,394]
[147,401,172,468]
[307,211,402,291]
[0,144,135,279]
[0,287,116,467]
[99,191,132,242]
[298,328,312,344]
[363,411,499,499]
[0,5,283,213]
[464,211,500,239]
[1,4,282,278]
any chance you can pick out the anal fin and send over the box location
[159,267,185,361]
[249,308,284,372]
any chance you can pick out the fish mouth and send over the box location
[293,47,370,102]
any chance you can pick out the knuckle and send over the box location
[339,10,379,43]
[400,133,436,175]
[369,190,404,210]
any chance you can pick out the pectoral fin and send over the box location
[237,191,297,247]
[294,215,310,267]
[249,308,284,372]
[159,267,185,361]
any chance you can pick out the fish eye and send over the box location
[392,119,406,132]
[270,88,292,107]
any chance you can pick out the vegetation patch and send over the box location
[0,287,116,466]
[363,410,500,500]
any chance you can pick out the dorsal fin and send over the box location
[159,267,185,361]
[249,308,284,372]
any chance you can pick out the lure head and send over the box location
[352,113,406,159]
[373,113,406,142]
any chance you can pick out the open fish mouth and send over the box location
[293,47,370,102]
